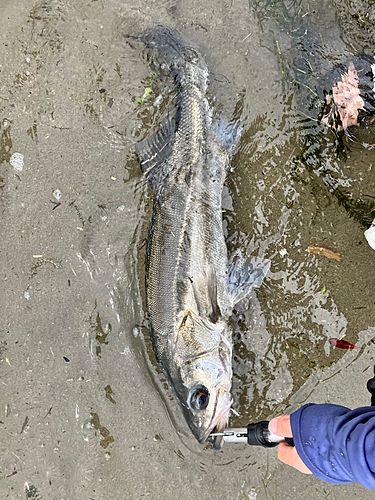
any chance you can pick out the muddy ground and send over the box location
[1,0,375,499]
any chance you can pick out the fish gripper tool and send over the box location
[210,421,294,447]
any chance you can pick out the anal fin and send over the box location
[214,117,242,153]
[228,255,270,305]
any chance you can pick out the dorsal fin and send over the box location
[135,113,177,196]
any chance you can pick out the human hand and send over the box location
[269,415,312,474]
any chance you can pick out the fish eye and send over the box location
[189,386,209,410]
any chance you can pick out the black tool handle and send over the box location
[246,421,294,448]
[367,365,375,406]
[247,421,278,447]
[285,437,295,446]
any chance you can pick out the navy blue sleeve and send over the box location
[290,404,375,489]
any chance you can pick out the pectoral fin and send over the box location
[207,264,221,323]
[192,274,210,317]
[190,265,221,323]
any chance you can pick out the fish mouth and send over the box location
[198,388,231,449]
[210,423,226,451]
[210,400,230,451]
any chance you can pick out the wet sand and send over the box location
[1,0,375,498]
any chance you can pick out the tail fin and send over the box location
[141,25,186,65]
[141,24,204,80]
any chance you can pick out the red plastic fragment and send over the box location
[329,338,360,349]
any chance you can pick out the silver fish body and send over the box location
[136,25,266,449]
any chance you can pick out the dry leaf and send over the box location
[323,62,364,130]
[306,245,342,261]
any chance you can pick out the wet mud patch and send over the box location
[334,0,375,53]
[105,384,116,404]
[0,120,13,164]
[90,412,115,449]
[25,484,42,500]
[92,310,112,358]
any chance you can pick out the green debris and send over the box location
[275,39,282,55]
[138,78,154,104]
[321,286,326,294]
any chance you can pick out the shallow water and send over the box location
[1,0,375,498]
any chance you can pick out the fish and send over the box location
[135,25,269,450]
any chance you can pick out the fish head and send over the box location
[170,309,232,449]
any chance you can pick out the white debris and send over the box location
[132,327,140,338]
[53,189,62,200]
[24,291,30,300]
[365,220,375,250]
[154,95,163,107]
[279,248,287,257]
[230,407,240,417]
[10,152,24,171]
[249,488,258,500]
[120,346,132,356]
